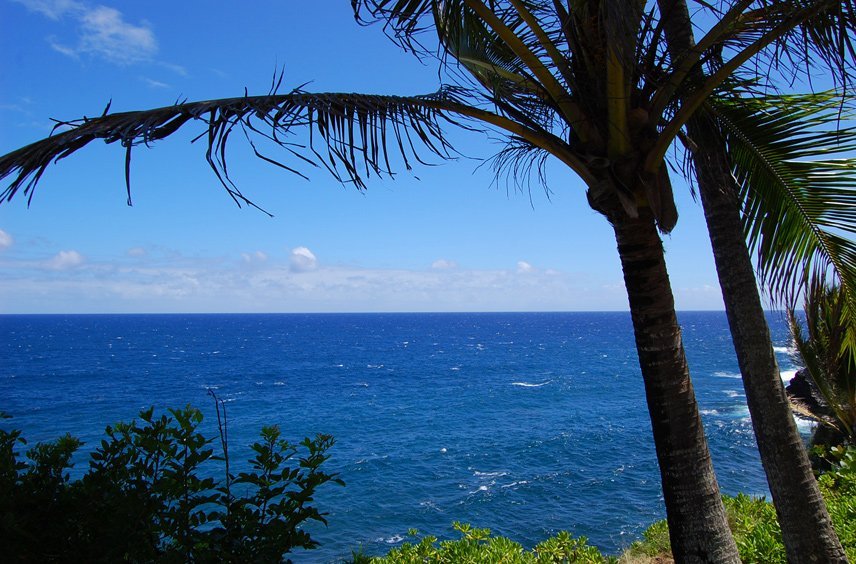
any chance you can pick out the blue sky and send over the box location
[0,0,726,313]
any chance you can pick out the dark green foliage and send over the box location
[0,405,342,563]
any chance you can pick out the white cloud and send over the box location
[157,61,188,76]
[242,251,268,264]
[0,248,723,313]
[289,247,318,273]
[517,261,534,273]
[46,250,84,270]
[0,229,13,250]
[431,259,458,270]
[48,37,79,58]
[13,0,81,20]
[78,6,157,64]
[16,1,158,65]
[126,246,146,257]
[141,77,169,89]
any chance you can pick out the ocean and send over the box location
[0,311,806,561]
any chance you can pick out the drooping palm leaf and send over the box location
[0,88,472,208]
[0,83,595,209]
[707,92,856,310]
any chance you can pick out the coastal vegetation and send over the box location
[3,402,853,563]
[0,403,343,562]
[1,2,855,561]
[359,449,856,563]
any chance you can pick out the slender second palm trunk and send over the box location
[689,116,847,563]
[611,206,740,563]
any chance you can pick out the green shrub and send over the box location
[723,494,785,563]
[360,522,615,563]
[620,519,670,560]
[623,452,856,564]
[817,445,856,561]
[0,404,343,562]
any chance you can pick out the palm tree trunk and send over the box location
[688,115,847,563]
[612,208,740,563]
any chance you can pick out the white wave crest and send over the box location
[473,470,508,478]
[714,371,741,379]
[511,380,552,388]
[780,369,798,383]
[501,480,529,489]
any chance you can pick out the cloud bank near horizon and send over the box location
[0,235,724,313]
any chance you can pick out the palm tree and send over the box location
[656,2,854,559]
[688,94,853,564]
[789,279,856,446]
[1,2,854,561]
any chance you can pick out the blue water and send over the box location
[0,312,804,561]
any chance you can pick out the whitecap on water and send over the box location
[511,380,552,388]
[780,369,798,383]
[473,470,508,478]
[714,371,741,379]
[501,480,528,489]
[773,346,794,354]
[700,409,720,416]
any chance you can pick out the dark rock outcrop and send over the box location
[785,368,827,415]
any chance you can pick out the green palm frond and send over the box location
[0,87,471,209]
[708,92,856,309]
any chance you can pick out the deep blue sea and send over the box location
[0,312,806,561]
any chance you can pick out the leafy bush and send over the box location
[0,405,342,562]
[355,522,615,563]
[723,494,785,563]
[619,519,670,561]
[817,445,856,561]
